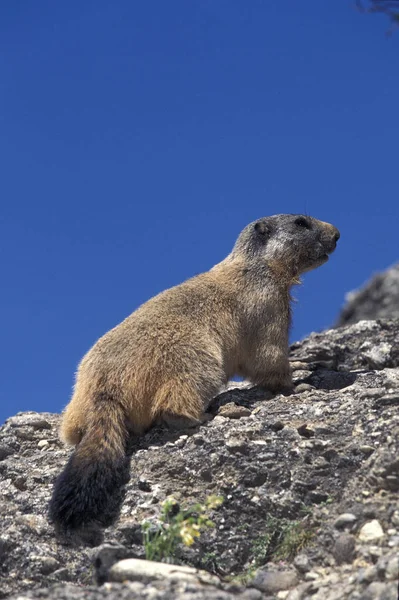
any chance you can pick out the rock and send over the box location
[290,319,399,371]
[384,555,398,581]
[1,319,399,599]
[251,570,298,594]
[337,263,399,325]
[217,403,252,419]
[357,565,378,584]
[93,543,137,585]
[293,554,311,574]
[359,520,385,542]
[332,534,356,564]
[333,513,357,530]
[294,383,314,393]
[37,440,49,448]
[360,581,399,600]
[373,393,399,409]
[108,558,220,586]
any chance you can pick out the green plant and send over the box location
[251,515,314,566]
[142,495,223,562]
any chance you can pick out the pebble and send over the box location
[359,520,385,542]
[37,440,49,448]
[289,361,310,371]
[391,511,399,527]
[359,445,375,455]
[293,553,310,574]
[304,571,320,581]
[357,565,378,584]
[251,569,298,594]
[333,534,356,564]
[218,403,252,419]
[295,383,315,393]
[38,556,60,575]
[225,436,248,452]
[334,513,357,530]
[174,435,188,448]
[362,581,398,600]
[292,370,312,382]
[385,556,398,581]
[279,427,301,441]
[109,558,220,586]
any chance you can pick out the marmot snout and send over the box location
[49,214,340,530]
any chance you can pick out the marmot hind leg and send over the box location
[60,398,86,446]
[151,377,220,429]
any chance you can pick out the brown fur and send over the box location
[49,214,339,530]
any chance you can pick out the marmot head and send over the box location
[232,214,340,278]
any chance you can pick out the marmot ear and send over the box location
[254,221,270,238]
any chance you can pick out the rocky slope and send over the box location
[1,320,399,600]
[338,263,399,325]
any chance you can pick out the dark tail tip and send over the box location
[48,451,130,531]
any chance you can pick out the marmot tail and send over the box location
[48,394,129,530]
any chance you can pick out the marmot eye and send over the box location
[294,217,310,229]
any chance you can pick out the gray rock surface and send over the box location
[338,263,399,325]
[1,320,399,599]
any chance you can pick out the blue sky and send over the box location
[1,1,398,425]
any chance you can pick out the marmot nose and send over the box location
[333,228,340,243]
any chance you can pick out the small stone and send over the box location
[240,590,263,600]
[359,520,385,542]
[385,556,398,581]
[363,343,392,369]
[9,415,52,429]
[137,478,151,492]
[384,475,399,492]
[12,476,28,491]
[285,583,316,600]
[293,554,310,574]
[251,569,298,594]
[359,445,375,456]
[174,435,188,448]
[16,514,48,535]
[270,421,285,432]
[357,565,378,584]
[37,440,49,448]
[51,568,71,581]
[373,393,399,409]
[307,490,329,504]
[225,436,248,452]
[297,424,315,438]
[199,468,212,482]
[117,521,143,545]
[0,445,13,460]
[218,403,252,419]
[333,534,356,564]
[334,513,357,530]
[304,571,320,581]
[290,361,310,370]
[38,556,60,575]
[109,558,220,586]
[279,427,301,441]
[295,383,315,393]
[94,544,134,585]
[391,511,399,527]
[362,581,398,600]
